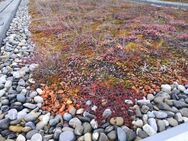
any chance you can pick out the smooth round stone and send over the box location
[9,125,24,133]
[49,117,60,126]
[36,113,50,130]
[173,100,188,108]
[59,131,75,141]
[29,64,39,71]
[167,118,178,127]
[90,119,98,129]
[36,88,43,95]
[7,109,18,120]
[110,117,124,126]
[148,118,157,132]
[175,113,183,122]
[98,133,108,141]
[147,111,155,118]
[44,134,53,140]
[17,109,28,120]
[141,105,150,114]
[124,99,133,105]
[183,117,188,122]
[20,89,27,95]
[132,119,143,127]
[180,108,188,117]
[161,84,171,93]
[31,133,42,141]
[83,122,92,133]
[178,85,186,92]
[74,125,84,135]
[26,130,39,139]
[25,121,35,129]
[163,120,170,126]
[54,128,62,139]
[137,99,150,106]
[105,125,114,133]
[83,111,96,119]
[122,126,136,141]
[24,112,40,121]
[16,94,26,103]
[77,136,84,141]
[137,128,149,138]
[12,71,21,79]
[102,108,112,119]
[34,96,43,103]
[76,108,84,115]
[134,105,142,117]
[153,111,168,119]
[16,134,26,141]
[0,89,6,97]
[143,124,157,136]
[7,133,17,139]
[23,103,36,109]
[69,107,76,116]
[29,91,38,98]
[63,113,72,121]
[147,94,155,101]
[62,127,74,132]
[157,120,166,132]
[4,80,12,88]
[0,118,10,129]
[83,133,92,141]
[92,132,99,141]
[117,127,127,141]
[86,100,92,106]
[107,130,116,140]
[69,117,82,128]
[0,75,6,84]
[1,99,9,105]
[18,79,25,86]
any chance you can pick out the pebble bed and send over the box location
[0,0,188,141]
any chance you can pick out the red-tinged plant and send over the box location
[177,33,188,41]
[76,82,143,126]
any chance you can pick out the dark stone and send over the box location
[173,100,188,108]
[0,118,10,129]
[141,105,150,114]
[1,130,11,137]
[7,133,17,139]
[157,102,177,112]
[137,129,149,138]
[1,105,9,112]
[77,116,90,122]
[134,105,142,118]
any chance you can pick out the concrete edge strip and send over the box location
[0,0,21,46]
[0,0,14,13]
[129,0,188,10]
[142,122,188,141]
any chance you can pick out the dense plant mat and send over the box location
[29,0,188,124]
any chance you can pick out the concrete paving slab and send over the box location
[142,122,188,141]
[0,0,21,46]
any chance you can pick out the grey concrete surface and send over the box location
[130,0,188,10]
[0,0,21,46]
[142,122,188,141]
[0,0,13,13]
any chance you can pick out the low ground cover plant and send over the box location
[29,0,188,124]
